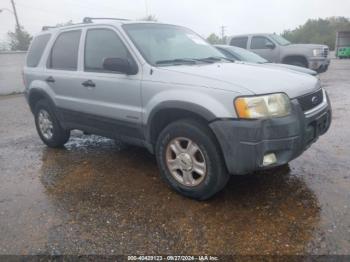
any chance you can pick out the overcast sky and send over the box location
[1,0,350,42]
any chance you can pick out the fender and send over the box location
[145,100,217,144]
[28,88,56,109]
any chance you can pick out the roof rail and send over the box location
[83,17,129,23]
[42,26,57,31]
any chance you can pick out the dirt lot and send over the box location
[0,59,349,255]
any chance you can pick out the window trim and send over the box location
[250,36,274,50]
[83,27,138,74]
[46,29,82,71]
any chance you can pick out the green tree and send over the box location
[282,17,350,50]
[7,26,32,51]
[206,33,222,44]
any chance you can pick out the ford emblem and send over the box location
[311,96,319,105]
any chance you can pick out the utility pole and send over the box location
[10,0,21,30]
[220,25,226,43]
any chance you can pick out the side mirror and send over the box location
[102,57,137,74]
[265,42,275,49]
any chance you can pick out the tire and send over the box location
[155,119,230,200]
[34,99,70,148]
[287,60,307,68]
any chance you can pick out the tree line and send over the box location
[282,17,350,50]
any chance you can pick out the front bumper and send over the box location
[308,57,330,73]
[210,93,331,175]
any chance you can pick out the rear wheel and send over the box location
[155,119,229,200]
[34,99,70,148]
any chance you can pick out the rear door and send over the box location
[229,36,248,49]
[44,29,86,112]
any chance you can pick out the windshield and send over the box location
[223,46,268,63]
[269,34,291,46]
[123,23,225,66]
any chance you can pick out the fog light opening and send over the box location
[263,153,277,166]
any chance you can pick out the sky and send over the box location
[0,0,350,43]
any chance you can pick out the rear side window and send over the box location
[84,28,129,72]
[26,34,51,67]
[48,30,81,70]
[230,37,248,49]
[251,36,274,49]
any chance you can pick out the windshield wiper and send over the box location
[155,58,197,65]
[195,56,235,63]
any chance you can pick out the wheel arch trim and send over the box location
[145,101,217,143]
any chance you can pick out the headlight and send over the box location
[313,48,323,57]
[234,93,291,119]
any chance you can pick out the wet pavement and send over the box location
[0,59,350,255]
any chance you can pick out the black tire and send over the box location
[287,60,307,68]
[34,99,70,148]
[155,119,230,200]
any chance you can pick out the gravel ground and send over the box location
[0,59,349,255]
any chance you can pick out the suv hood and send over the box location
[158,62,319,98]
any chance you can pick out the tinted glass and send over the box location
[230,37,248,49]
[269,34,290,46]
[85,29,129,72]
[26,34,51,67]
[251,36,273,49]
[225,46,268,63]
[49,30,81,70]
[216,47,238,60]
[123,24,223,66]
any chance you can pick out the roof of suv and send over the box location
[40,19,164,34]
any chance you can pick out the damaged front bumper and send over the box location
[210,90,332,175]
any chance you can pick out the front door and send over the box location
[249,36,279,62]
[76,27,143,140]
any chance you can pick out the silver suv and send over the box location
[24,18,332,200]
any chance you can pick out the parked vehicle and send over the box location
[228,33,330,73]
[215,45,317,76]
[24,19,332,200]
[337,47,350,58]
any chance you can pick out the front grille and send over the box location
[297,89,324,112]
[323,48,329,57]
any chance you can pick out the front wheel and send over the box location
[34,99,70,148]
[286,60,307,68]
[155,119,229,200]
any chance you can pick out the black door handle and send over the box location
[45,76,55,83]
[82,80,96,87]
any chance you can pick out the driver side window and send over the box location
[84,28,129,72]
[251,36,274,50]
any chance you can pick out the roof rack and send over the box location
[83,17,129,23]
[42,26,57,31]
